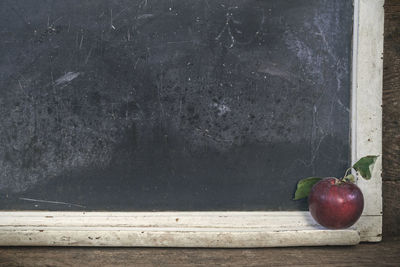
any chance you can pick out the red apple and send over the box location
[308,177,364,229]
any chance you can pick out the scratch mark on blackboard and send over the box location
[313,12,338,62]
[85,48,93,64]
[19,197,86,208]
[114,7,129,20]
[110,9,116,30]
[133,58,140,70]
[215,6,265,48]
[195,128,232,143]
[55,72,80,85]
[127,28,131,41]
[337,99,350,112]
[140,0,148,8]
[51,16,63,26]
[257,63,299,84]
[215,7,238,48]
[167,40,192,45]
[156,72,166,126]
[17,79,28,97]
[79,34,84,49]
[137,14,154,19]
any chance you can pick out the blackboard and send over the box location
[0,0,353,211]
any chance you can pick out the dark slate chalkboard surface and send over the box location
[0,0,353,211]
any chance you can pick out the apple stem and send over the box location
[342,167,353,180]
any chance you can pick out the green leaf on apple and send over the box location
[352,155,379,180]
[293,177,322,200]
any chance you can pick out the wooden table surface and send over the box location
[0,240,399,266]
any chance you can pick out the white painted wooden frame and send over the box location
[0,0,383,247]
